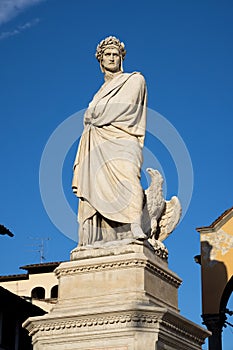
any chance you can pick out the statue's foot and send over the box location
[131,223,147,240]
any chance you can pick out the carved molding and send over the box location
[26,310,207,346]
[27,312,159,337]
[161,318,206,346]
[55,259,181,288]
[145,261,181,287]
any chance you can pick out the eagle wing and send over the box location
[158,196,182,242]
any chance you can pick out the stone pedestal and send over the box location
[24,241,209,349]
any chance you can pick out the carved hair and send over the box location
[95,36,126,62]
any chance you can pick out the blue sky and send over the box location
[1,0,233,347]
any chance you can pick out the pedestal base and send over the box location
[24,241,209,349]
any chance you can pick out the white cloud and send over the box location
[0,17,40,40]
[0,0,44,26]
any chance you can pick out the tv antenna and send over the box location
[27,237,51,263]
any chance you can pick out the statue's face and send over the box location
[101,47,121,73]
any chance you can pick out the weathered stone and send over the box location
[24,242,209,349]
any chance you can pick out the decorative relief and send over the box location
[28,312,159,337]
[145,261,181,287]
[161,319,205,346]
[55,259,181,287]
[162,313,208,346]
[28,311,207,346]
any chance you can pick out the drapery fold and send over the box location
[72,72,147,237]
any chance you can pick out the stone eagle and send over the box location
[142,168,182,246]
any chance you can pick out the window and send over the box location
[31,287,45,300]
[50,285,58,299]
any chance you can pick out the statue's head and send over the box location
[95,36,126,73]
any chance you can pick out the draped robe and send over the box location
[72,72,147,246]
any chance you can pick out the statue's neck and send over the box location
[104,70,122,82]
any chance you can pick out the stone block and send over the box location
[24,241,209,349]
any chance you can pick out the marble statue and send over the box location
[142,169,182,256]
[72,36,181,249]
